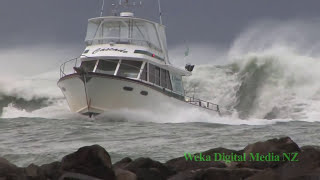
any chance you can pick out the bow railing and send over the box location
[60,58,80,78]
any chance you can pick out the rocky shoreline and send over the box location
[1,136,320,180]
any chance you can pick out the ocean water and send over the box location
[1,19,320,167]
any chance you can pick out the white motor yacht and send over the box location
[58,1,220,117]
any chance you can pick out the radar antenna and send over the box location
[109,0,143,16]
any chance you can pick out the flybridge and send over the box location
[85,16,169,63]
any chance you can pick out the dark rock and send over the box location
[166,148,233,172]
[60,144,115,180]
[168,169,204,180]
[124,157,175,179]
[169,167,261,180]
[0,157,25,179]
[301,145,320,151]
[239,137,301,169]
[40,161,61,179]
[195,167,262,180]
[113,157,133,169]
[24,164,46,179]
[114,168,137,180]
[134,168,164,180]
[247,146,320,180]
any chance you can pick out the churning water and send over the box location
[1,19,320,167]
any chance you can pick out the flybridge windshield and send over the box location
[85,18,164,52]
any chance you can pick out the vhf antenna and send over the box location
[100,0,105,17]
[157,0,163,24]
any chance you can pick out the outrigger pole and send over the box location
[157,0,163,25]
[100,0,105,17]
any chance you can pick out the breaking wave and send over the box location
[184,19,320,121]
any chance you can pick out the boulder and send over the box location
[113,157,133,169]
[124,157,175,179]
[0,157,25,179]
[134,168,165,180]
[115,168,137,180]
[40,161,61,179]
[239,137,301,169]
[24,164,46,179]
[166,147,234,172]
[168,169,204,180]
[247,145,320,180]
[195,167,262,180]
[60,144,115,179]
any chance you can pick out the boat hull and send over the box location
[58,73,218,116]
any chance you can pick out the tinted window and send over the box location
[166,71,173,90]
[140,63,148,81]
[161,69,167,88]
[155,66,160,85]
[96,60,118,75]
[117,60,142,78]
[80,60,97,72]
[149,64,155,83]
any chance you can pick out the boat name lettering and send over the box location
[92,48,128,54]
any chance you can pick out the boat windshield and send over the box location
[96,59,118,75]
[86,18,162,52]
[92,59,143,78]
[117,60,143,78]
[80,60,97,72]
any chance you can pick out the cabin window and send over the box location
[80,60,97,72]
[149,64,155,83]
[96,60,118,75]
[155,67,160,86]
[117,60,142,78]
[140,63,148,81]
[166,71,173,90]
[171,74,184,95]
[160,69,167,88]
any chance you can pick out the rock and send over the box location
[247,145,320,180]
[168,169,204,180]
[24,164,46,179]
[134,168,165,180]
[113,157,133,169]
[244,137,300,155]
[195,167,262,180]
[115,168,137,180]
[40,161,61,180]
[124,157,175,179]
[0,157,25,179]
[60,144,115,180]
[166,148,233,172]
[239,137,301,169]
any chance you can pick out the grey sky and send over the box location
[1,0,320,49]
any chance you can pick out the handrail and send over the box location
[60,57,79,78]
[59,58,220,113]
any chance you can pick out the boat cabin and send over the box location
[78,14,190,97]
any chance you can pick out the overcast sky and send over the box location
[2,0,320,49]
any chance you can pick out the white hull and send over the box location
[58,73,219,116]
